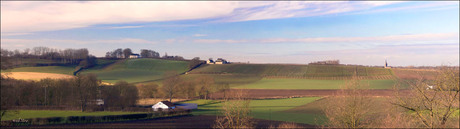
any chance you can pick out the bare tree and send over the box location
[161,71,182,102]
[213,90,255,129]
[75,74,99,112]
[321,75,373,128]
[196,76,215,100]
[392,67,459,128]
[122,48,132,59]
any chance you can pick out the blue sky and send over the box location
[1,1,459,66]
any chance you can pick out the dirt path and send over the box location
[13,115,315,128]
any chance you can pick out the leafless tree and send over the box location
[213,90,255,129]
[321,75,373,128]
[75,74,99,112]
[196,76,215,100]
[392,67,459,128]
[161,71,182,102]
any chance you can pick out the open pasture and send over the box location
[209,89,401,99]
[180,74,262,87]
[189,64,393,79]
[233,78,401,89]
[82,58,189,83]
[181,97,322,125]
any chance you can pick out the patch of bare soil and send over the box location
[13,115,315,128]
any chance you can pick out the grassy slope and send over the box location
[233,78,401,89]
[181,97,322,125]
[82,58,189,83]
[2,110,145,121]
[190,64,392,77]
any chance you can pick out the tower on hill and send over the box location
[384,59,391,69]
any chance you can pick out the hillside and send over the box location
[81,58,189,83]
[189,64,394,79]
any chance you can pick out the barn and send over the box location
[152,101,176,111]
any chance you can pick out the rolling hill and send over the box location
[81,58,189,83]
[188,64,394,79]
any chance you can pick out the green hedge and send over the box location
[2,110,191,127]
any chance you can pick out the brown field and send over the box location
[209,89,403,99]
[18,115,315,128]
[1,72,74,80]
[392,68,438,80]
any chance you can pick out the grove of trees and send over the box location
[0,74,139,113]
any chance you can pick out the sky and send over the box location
[1,1,459,66]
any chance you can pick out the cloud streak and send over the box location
[192,33,459,44]
[1,38,156,46]
[5,1,454,33]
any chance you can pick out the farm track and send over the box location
[13,115,315,128]
[210,89,408,99]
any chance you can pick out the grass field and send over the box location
[232,78,402,89]
[1,66,77,75]
[190,64,392,78]
[181,97,322,125]
[82,58,189,83]
[1,110,145,121]
[180,74,262,87]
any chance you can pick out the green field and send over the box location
[181,97,322,125]
[180,74,262,87]
[82,58,189,83]
[232,78,400,89]
[1,110,145,121]
[1,65,77,75]
[190,64,392,78]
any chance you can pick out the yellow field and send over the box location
[1,72,74,80]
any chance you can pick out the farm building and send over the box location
[309,60,340,65]
[384,60,391,69]
[207,58,229,64]
[129,54,140,58]
[207,59,215,64]
[176,103,198,110]
[215,58,229,64]
[152,101,176,111]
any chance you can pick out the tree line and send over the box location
[0,74,138,113]
[1,47,96,70]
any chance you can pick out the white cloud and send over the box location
[2,1,456,33]
[1,1,238,33]
[1,1,407,33]
[192,33,459,44]
[1,38,156,46]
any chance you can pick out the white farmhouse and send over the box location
[129,54,140,59]
[152,101,176,111]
